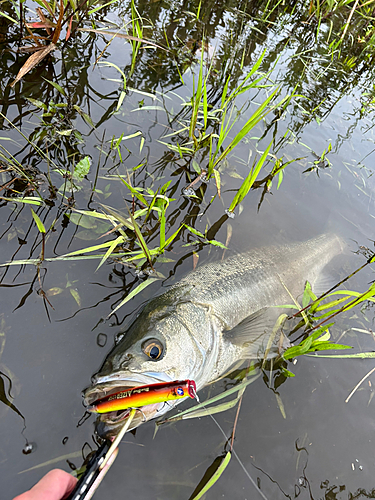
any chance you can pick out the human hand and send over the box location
[13,469,77,500]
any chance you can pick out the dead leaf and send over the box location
[193,252,199,271]
[26,21,56,29]
[36,7,52,36]
[51,0,64,44]
[18,45,48,53]
[10,43,56,87]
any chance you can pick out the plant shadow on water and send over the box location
[3,0,375,499]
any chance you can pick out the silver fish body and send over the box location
[84,234,343,435]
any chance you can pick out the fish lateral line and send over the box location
[88,380,197,414]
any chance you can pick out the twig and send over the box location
[99,408,137,471]
[345,366,375,403]
[230,394,243,452]
[289,254,375,320]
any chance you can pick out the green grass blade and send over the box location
[1,196,44,205]
[179,391,244,420]
[43,78,66,97]
[60,239,125,258]
[165,372,260,422]
[159,210,166,249]
[107,278,158,318]
[128,211,153,267]
[161,225,183,251]
[118,177,148,206]
[183,224,205,238]
[30,208,46,233]
[96,236,123,271]
[307,352,375,359]
[228,140,273,213]
[213,88,279,169]
[190,452,231,500]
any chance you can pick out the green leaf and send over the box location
[107,278,159,318]
[131,106,165,112]
[74,156,91,180]
[0,11,18,23]
[208,240,228,249]
[213,88,279,170]
[192,159,201,174]
[307,352,375,359]
[228,140,273,213]
[118,177,148,206]
[308,342,352,352]
[68,213,99,229]
[166,372,260,422]
[183,224,205,238]
[96,236,124,270]
[27,98,48,110]
[281,366,295,377]
[159,210,166,249]
[116,91,126,111]
[277,170,283,189]
[128,211,153,266]
[213,169,221,197]
[302,281,313,309]
[190,452,231,500]
[0,196,43,206]
[43,78,66,97]
[30,208,46,233]
[56,129,73,136]
[161,225,183,251]
[73,106,95,128]
[60,239,126,258]
[69,288,81,307]
[88,0,118,14]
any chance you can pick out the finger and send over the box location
[13,469,77,500]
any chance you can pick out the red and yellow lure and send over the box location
[89,380,197,414]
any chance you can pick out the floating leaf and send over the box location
[70,289,82,307]
[74,156,91,180]
[68,213,99,229]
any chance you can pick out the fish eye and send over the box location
[142,339,164,360]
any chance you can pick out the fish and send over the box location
[83,233,344,436]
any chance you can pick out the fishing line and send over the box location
[207,412,270,500]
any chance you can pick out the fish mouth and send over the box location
[83,374,173,437]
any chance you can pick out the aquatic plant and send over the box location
[6,0,117,86]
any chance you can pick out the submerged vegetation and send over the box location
[3,0,375,498]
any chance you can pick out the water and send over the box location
[2,1,375,499]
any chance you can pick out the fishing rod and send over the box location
[67,380,197,500]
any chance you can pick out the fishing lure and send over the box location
[89,380,197,414]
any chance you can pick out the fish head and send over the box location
[84,295,206,437]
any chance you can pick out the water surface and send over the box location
[1,2,375,499]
